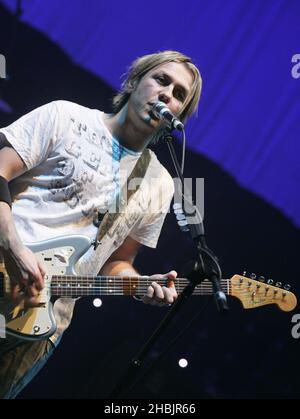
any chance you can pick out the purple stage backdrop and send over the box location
[1,0,300,229]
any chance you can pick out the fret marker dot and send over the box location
[93,298,102,308]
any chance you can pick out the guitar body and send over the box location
[0,235,92,341]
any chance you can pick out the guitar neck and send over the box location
[1,271,296,312]
[50,275,230,297]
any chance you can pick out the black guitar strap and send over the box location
[93,148,151,249]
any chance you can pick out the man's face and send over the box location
[128,61,194,130]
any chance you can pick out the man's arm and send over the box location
[99,236,178,305]
[0,140,46,305]
[0,144,27,251]
[99,235,140,276]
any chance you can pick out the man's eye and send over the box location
[155,76,165,83]
[177,92,185,102]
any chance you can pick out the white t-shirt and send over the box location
[0,100,174,343]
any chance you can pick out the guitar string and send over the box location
[3,277,287,297]
[2,281,282,293]
[45,281,284,295]
[3,283,232,295]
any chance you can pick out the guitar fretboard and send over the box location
[49,275,230,297]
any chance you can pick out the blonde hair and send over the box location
[112,50,202,123]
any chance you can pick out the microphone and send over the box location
[152,101,184,131]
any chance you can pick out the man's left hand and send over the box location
[142,270,178,306]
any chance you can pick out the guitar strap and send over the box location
[93,148,151,249]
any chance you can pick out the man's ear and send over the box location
[126,79,137,92]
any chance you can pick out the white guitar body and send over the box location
[0,235,92,341]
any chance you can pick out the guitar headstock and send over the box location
[230,274,297,312]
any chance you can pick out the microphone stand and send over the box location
[165,132,228,313]
[109,131,228,399]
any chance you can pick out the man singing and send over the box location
[0,50,202,398]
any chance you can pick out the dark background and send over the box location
[0,4,299,399]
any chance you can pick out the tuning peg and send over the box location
[275,282,282,288]
[267,279,274,285]
[258,276,265,282]
[250,273,256,279]
[284,284,291,291]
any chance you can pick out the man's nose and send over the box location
[158,86,172,104]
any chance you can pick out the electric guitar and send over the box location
[0,235,297,341]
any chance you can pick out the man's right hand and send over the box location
[2,245,46,308]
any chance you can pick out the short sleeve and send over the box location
[130,167,174,248]
[0,101,60,170]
